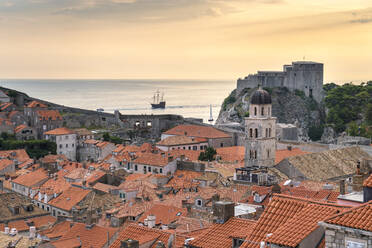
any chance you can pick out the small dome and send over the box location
[250,88,272,104]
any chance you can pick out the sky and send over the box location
[0,0,371,82]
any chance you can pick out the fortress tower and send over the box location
[237,61,324,103]
[244,87,276,168]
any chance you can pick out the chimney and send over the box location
[339,179,346,195]
[147,215,156,228]
[120,239,139,248]
[212,201,235,224]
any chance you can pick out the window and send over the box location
[147,121,152,127]
[254,107,257,116]
[148,166,151,172]
[66,144,68,148]
[193,146,197,150]
[47,207,50,211]
[267,149,270,158]
[134,165,138,171]
[59,144,62,149]
[265,128,268,137]
[346,239,366,248]
[254,150,257,159]
[65,135,68,139]
[269,128,272,137]
[249,128,253,138]
[255,128,258,138]
[220,143,223,147]
[261,107,264,116]
[196,199,202,206]
[160,168,163,174]
[72,144,74,147]
[188,146,191,150]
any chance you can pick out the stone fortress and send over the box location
[237,61,324,103]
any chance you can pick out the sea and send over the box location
[0,79,236,123]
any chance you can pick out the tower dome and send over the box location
[250,87,272,105]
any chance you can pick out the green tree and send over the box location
[198,147,217,161]
[103,132,110,141]
[365,104,372,125]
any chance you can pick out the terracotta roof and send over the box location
[41,154,68,164]
[38,176,71,195]
[6,220,29,232]
[93,182,118,193]
[241,195,350,248]
[48,186,91,211]
[59,222,117,248]
[172,216,212,234]
[163,125,231,139]
[48,237,81,248]
[133,152,170,167]
[12,168,48,187]
[138,204,187,225]
[0,159,14,171]
[188,217,256,248]
[26,100,47,108]
[84,139,100,145]
[363,174,372,187]
[157,136,207,146]
[110,224,175,248]
[0,102,14,111]
[216,146,245,162]
[73,128,92,136]
[325,201,372,232]
[168,150,201,162]
[36,109,62,121]
[39,220,72,239]
[275,148,309,164]
[14,124,28,133]
[44,127,74,135]
[27,215,57,229]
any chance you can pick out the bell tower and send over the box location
[245,87,276,167]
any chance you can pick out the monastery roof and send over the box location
[48,186,91,211]
[216,146,245,162]
[188,217,256,248]
[275,148,309,164]
[324,201,372,232]
[363,174,372,187]
[12,168,48,187]
[163,124,231,139]
[36,109,62,121]
[157,136,207,146]
[44,127,74,135]
[276,146,371,181]
[26,100,47,108]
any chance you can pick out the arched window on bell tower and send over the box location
[249,128,253,138]
[254,150,257,159]
[255,128,258,138]
[261,107,264,116]
[254,107,257,116]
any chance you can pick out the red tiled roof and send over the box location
[363,174,372,187]
[26,100,47,108]
[0,149,30,163]
[133,152,169,167]
[48,186,91,211]
[138,204,187,225]
[168,150,201,162]
[0,159,14,171]
[36,110,62,121]
[12,168,48,187]
[60,222,117,248]
[110,224,174,248]
[325,201,372,232]
[164,125,231,139]
[28,215,57,229]
[216,146,245,162]
[48,237,81,248]
[157,136,207,146]
[41,154,68,164]
[188,217,256,248]
[44,127,74,135]
[0,102,14,111]
[275,148,309,164]
[39,221,72,239]
[14,124,28,133]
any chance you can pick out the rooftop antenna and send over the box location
[208,104,214,124]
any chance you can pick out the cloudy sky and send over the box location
[0,0,371,82]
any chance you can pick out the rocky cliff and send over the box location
[216,87,326,141]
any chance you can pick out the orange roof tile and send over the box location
[164,125,231,139]
[157,136,207,146]
[0,149,30,163]
[36,109,62,121]
[48,186,91,211]
[188,217,256,248]
[41,154,68,164]
[84,139,100,145]
[28,215,57,229]
[48,237,81,248]
[7,220,29,232]
[44,127,74,135]
[26,100,47,108]
[12,168,48,187]
[275,148,309,164]
[168,150,201,162]
[363,174,372,188]
[0,159,14,171]
[138,204,187,225]
[39,220,72,239]
[325,201,372,232]
[14,124,28,133]
[0,102,14,111]
[216,146,245,162]
[133,152,169,167]
[109,224,174,248]
[61,222,117,248]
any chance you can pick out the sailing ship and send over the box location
[151,90,166,109]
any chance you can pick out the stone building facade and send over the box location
[244,88,276,167]
[237,61,324,103]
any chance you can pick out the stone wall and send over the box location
[323,224,372,248]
